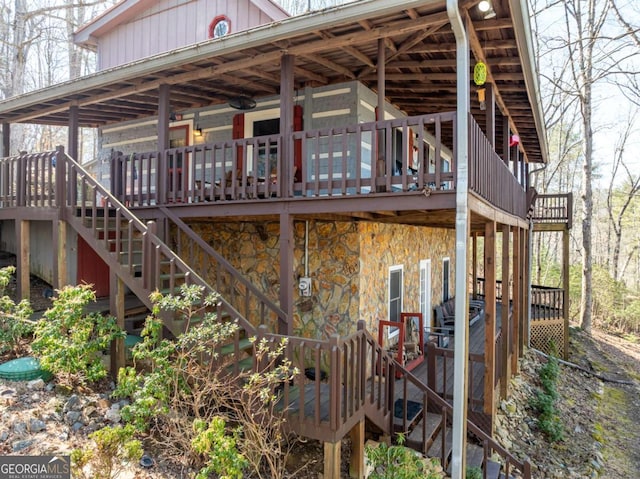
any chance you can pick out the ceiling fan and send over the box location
[228,96,257,110]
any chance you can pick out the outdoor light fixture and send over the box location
[478,0,496,19]
[194,125,203,136]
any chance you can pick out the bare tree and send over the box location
[605,112,640,282]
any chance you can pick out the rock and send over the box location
[65,410,82,425]
[63,394,82,413]
[13,422,27,436]
[12,439,34,452]
[83,406,98,419]
[72,422,84,432]
[0,430,8,442]
[105,407,121,423]
[96,398,110,409]
[58,431,69,441]
[28,419,46,433]
[574,425,584,434]
[27,378,45,390]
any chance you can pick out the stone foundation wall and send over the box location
[183,219,454,341]
[358,222,456,338]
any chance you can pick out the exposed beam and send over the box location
[303,53,356,79]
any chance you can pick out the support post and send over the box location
[563,227,570,360]
[512,227,521,374]
[16,220,30,300]
[158,84,170,203]
[324,441,341,479]
[501,117,510,165]
[110,272,126,376]
[519,227,527,357]
[485,83,495,148]
[483,220,496,423]
[68,106,79,161]
[279,213,294,335]
[53,220,67,289]
[375,39,386,192]
[349,419,365,479]
[472,232,478,298]
[1,123,9,157]
[280,54,294,198]
[500,224,511,399]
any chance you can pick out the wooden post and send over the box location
[563,227,570,360]
[324,441,341,479]
[524,227,531,348]
[512,227,520,374]
[110,272,126,376]
[500,224,511,399]
[68,106,79,161]
[483,220,496,423]
[485,83,495,148]
[375,39,385,192]
[472,232,478,299]
[279,213,294,335]
[53,220,67,289]
[16,219,30,301]
[349,419,365,479]
[158,84,170,204]
[1,123,9,157]
[280,54,294,198]
[501,117,510,165]
[519,227,527,357]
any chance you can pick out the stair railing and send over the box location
[257,319,530,478]
[158,207,287,333]
[57,147,258,336]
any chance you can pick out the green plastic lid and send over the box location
[0,357,52,382]
[125,335,142,349]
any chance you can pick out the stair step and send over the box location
[485,460,501,479]
[445,443,485,475]
[219,338,253,356]
[406,412,443,450]
[425,425,452,463]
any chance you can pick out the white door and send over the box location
[420,259,432,326]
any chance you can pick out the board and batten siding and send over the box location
[97,0,276,70]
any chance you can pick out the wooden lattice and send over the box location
[530,318,564,357]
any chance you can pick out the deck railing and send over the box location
[468,116,527,218]
[532,193,573,228]
[56,148,260,339]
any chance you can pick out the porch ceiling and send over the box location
[0,0,545,163]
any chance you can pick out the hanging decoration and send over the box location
[474,62,488,110]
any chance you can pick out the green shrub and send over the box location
[192,417,248,479]
[466,465,483,479]
[71,424,142,479]
[529,355,564,442]
[0,266,34,356]
[114,284,297,479]
[366,435,443,479]
[31,284,125,384]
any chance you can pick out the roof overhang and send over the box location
[0,0,548,163]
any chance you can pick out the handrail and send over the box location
[158,206,287,332]
[257,320,530,477]
[59,148,258,336]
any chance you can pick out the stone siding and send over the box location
[358,222,456,338]
[183,219,455,342]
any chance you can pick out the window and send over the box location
[388,265,403,338]
[419,259,431,324]
[442,258,450,302]
[209,15,231,39]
